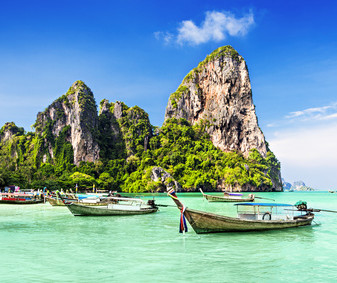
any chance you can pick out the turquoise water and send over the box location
[0,192,336,282]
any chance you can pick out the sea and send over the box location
[0,191,336,282]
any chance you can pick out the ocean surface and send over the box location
[0,191,336,282]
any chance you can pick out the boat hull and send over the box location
[66,203,158,216]
[0,192,45,204]
[184,208,314,234]
[0,199,44,204]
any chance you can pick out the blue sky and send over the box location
[1,0,337,189]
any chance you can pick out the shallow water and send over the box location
[0,192,336,282]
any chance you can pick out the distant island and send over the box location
[282,179,314,191]
[0,46,283,193]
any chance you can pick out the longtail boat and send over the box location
[46,196,108,206]
[0,193,44,204]
[199,188,255,202]
[62,196,158,216]
[168,189,314,234]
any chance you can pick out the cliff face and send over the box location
[165,46,267,158]
[31,81,153,168]
[98,100,126,160]
[34,81,99,165]
[99,99,152,158]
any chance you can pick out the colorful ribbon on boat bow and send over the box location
[179,206,188,233]
[168,188,178,200]
[168,189,188,233]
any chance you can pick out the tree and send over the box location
[69,172,96,188]
[98,172,114,190]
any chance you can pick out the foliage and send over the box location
[0,122,25,137]
[118,118,276,192]
[69,172,96,188]
[54,126,74,174]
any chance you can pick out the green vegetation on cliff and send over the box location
[122,118,275,192]
[0,117,278,193]
[0,122,24,138]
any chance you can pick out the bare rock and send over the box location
[165,46,267,158]
[151,166,182,191]
[34,80,99,165]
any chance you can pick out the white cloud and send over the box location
[154,31,173,44]
[320,112,337,120]
[155,10,254,45]
[285,102,337,121]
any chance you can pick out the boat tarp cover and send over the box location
[235,203,293,207]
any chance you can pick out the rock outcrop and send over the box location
[284,180,314,191]
[98,99,125,160]
[34,81,99,165]
[151,166,182,191]
[165,46,267,158]
[0,122,24,143]
[99,100,153,157]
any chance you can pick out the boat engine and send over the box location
[295,201,307,211]
[147,199,156,208]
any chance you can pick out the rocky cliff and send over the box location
[34,81,100,165]
[0,122,24,143]
[165,46,267,158]
[99,99,152,158]
[31,82,153,167]
[283,180,314,191]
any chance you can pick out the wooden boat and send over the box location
[46,196,108,206]
[0,193,44,204]
[168,189,314,234]
[62,196,158,216]
[47,190,123,206]
[199,188,255,202]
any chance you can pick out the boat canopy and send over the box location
[104,196,144,202]
[225,193,243,196]
[235,203,293,207]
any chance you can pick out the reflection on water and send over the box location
[0,192,336,282]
